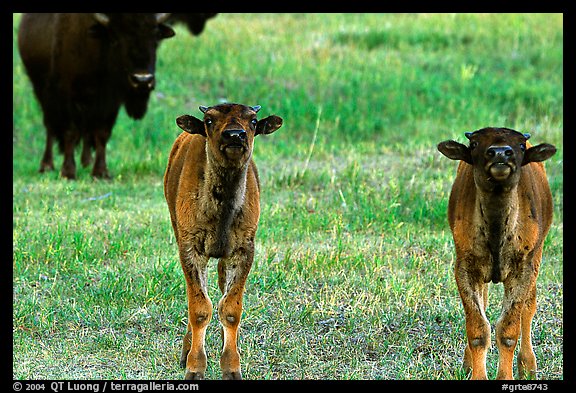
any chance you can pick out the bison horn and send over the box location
[94,13,110,26]
[523,133,531,140]
[251,105,261,113]
[465,132,474,140]
[199,106,209,113]
[156,13,171,23]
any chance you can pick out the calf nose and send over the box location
[129,73,155,89]
[222,129,247,143]
[486,145,513,159]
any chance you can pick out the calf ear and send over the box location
[256,115,283,135]
[522,143,557,165]
[176,115,206,137]
[437,140,472,164]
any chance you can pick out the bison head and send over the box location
[437,127,556,192]
[91,13,175,119]
[176,103,283,169]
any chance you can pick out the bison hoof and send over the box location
[92,170,111,180]
[184,371,205,380]
[222,370,242,380]
[39,163,55,173]
[60,171,76,180]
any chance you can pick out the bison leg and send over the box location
[38,100,60,174]
[39,130,55,173]
[496,265,538,380]
[495,285,525,379]
[517,283,537,379]
[179,323,191,369]
[180,251,211,380]
[462,284,489,376]
[456,263,490,380]
[517,248,542,379]
[91,128,112,179]
[217,249,254,380]
[60,130,79,180]
[81,134,93,168]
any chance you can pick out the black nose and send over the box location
[486,145,513,159]
[129,73,155,89]
[222,129,247,142]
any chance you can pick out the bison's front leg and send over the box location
[455,261,491,380]
[496,265,537,380]
[91,127,112,179]
[217,246,254,380]
[180,249,212,380]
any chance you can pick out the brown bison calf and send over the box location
[164,103,283,379]
[437,127,556,380]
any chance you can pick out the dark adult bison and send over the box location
[17,13,176,179]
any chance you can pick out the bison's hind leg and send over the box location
[180,327,192,369]
[81,135,93,168]
[90,127,112,179]
[39,130,55,173]
[517,284,538,379]
[59,132,79,180]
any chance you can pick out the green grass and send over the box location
[13,13,563,380]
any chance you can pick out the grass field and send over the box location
[12,13,563,380]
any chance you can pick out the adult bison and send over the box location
[17,13,176,179]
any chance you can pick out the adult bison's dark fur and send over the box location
[17,13,175,179]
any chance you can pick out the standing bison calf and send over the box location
[164,103,283,379]
[437,127,556,379]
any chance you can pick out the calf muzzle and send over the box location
[222,129,247,144]
[220,129,248,160]
[486,145,515,180]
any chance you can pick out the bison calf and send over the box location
[438,127,556,379]
[164,103,283,379]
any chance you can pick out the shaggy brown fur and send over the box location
[438,127,556,380]
[164,103,283,379]
[18,13,175,179]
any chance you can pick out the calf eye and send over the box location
[470,141,478,149]
[520,143,526,152]
[205,119,212,126]
[251,119,258,127]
